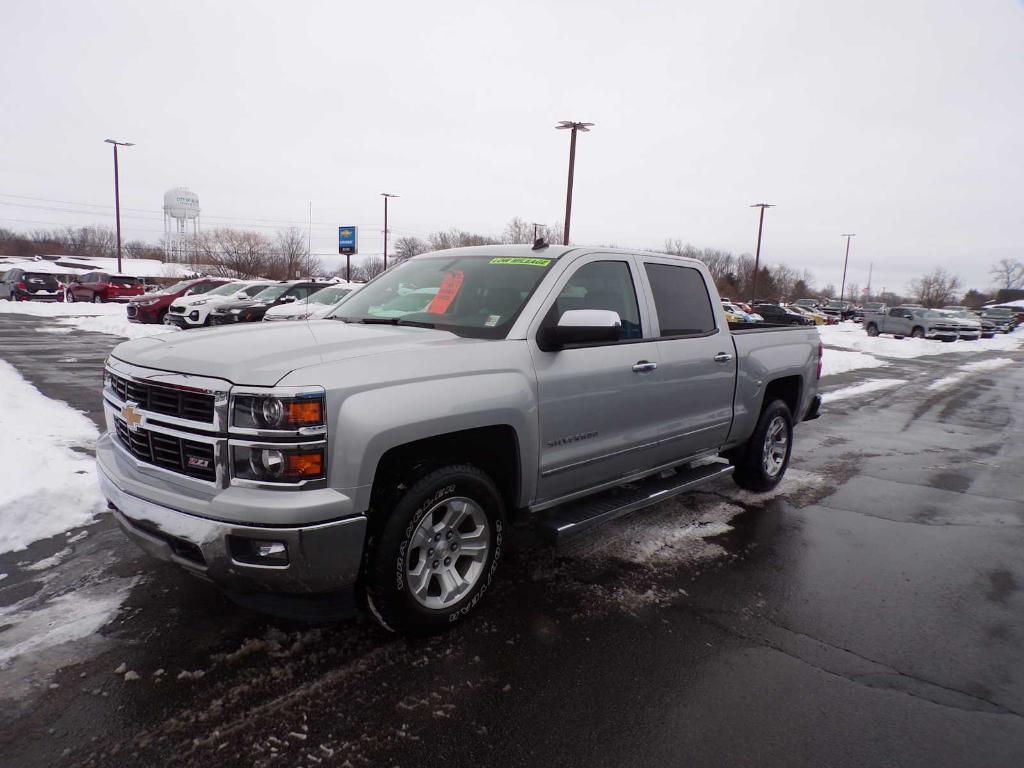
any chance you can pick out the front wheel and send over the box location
[866,323,879,337]
[92,294,104,304]
[911,327,925,339]
[364,464,503,633]
[729,399,793,492]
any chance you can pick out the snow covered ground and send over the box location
[822,378,908,404]
[819,322,1024,359]
[0,360,106,554]
[927,357,1015,391]
[0,299,176,339]
[821,348,888,377]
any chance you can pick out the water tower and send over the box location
[163,187,201,262]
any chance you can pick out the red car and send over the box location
[66,272,145,303]
[126,277,233,324]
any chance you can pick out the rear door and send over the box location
[637,258,736,465]
[529,253,663,502]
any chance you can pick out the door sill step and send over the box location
[535,460,734,543]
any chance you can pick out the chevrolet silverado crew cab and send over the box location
[97,244,822,632]
[862,306,963,341]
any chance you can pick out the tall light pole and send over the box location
[381,193,398,269]
[749,203,774,302]
[104,139,133,273]
[840,234,855,302]
[556,121,593,245]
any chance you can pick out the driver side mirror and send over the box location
[282,295,298,303]
[537,309,622,352]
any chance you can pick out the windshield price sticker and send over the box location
[426,270,465,315]
[489,257,551,267]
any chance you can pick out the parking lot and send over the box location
[1,309,1023,768]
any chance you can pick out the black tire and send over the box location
[729,399,794,492]
[364,464,503,634]
[866,323,879,337]
[911,326,925,339]
[93,294,104,304]
[65,290,75,303]
[8,292,15,302]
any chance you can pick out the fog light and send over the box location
[228,537,289,565]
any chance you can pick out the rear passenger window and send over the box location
[644,263,716,336]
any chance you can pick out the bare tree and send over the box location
[909,268,962,307]
[428,228,500,250]
[990,258,1024,291]
[274,227,320,279]
[394,236,430,261]
[350,255,386,281]
[195,228,272,278]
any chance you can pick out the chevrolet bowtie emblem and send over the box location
[122,403,143,431]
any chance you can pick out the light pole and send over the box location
[749,203,774,302]
[381,193,398,269]
[556,121,593,245]
[840,234,855,302]
[104,139,133,273]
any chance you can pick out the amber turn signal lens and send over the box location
[286,400,323,426]
[285,452,323,478]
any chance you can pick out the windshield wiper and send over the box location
[357,318,437,329]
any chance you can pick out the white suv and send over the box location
[165,281,275,328]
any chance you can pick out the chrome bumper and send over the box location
[98,447,367,595]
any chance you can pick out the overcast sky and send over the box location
[2,0,1021,293]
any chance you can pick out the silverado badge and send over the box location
[122,402,144,431]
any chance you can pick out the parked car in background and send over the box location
[861,302,888,315]
[863,306,961,341]
[976,307,1018,333]
[166,281,280,328]
[931,309,982,340]
[941,308,994,338]
[754,303,814,326]
[722,301,762,323]
[66,272,145,303]
[212,280,322,324]
[822,300,855,321]
[263,282,362,322]
[792,298,824,311]
[1,267,65,302]
[786,305,828,325]
[127,277,233,324]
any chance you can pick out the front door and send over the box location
[637,258,735,464]
[530,254,663,503]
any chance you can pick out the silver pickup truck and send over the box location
[863,306,967,341]
[96,244,822,632]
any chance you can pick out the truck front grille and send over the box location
[109,373,215,423]
[114,418,217,482]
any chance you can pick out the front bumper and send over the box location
[127,304,164,323]
[97,433,367,595]
[164,311,206,328]
[927,329,960,340]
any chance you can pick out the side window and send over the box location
[549,260,642,340]
[191,283,213,294]
[644,263,716,337]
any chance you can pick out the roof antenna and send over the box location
[532,237,549,251]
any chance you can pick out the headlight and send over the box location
[230,308,243,314]
[295,312,313,320]
[189,299,209,306]
[232,393,325,431]
[231,445,325,483]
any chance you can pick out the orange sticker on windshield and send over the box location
[426,270,464,315]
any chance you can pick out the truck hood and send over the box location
[110,320,468,386]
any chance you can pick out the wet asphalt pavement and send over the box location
[1,314,1023,768]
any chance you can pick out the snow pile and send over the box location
[0,299,127,317]
[822,378,908,404]
[821,348,888,377]
[819,325,1024,359]
[0,361,106,554]
[58,315,176,339]
[927,358,1016,391]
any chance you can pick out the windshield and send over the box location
[306,285,353,305]
[332,254,557,338]
[864,303,883,310]
[825,301,844,309]
[985,308,1012,316]
[252,285,289,302]
[205,282,240,296]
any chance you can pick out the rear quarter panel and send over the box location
[726,326,819,447]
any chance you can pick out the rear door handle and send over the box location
[714,352,733,363]
[632,360,658,373]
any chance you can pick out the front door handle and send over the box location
[632,360,658,373]
[714,352,733,363]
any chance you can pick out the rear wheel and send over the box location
[729,399,793,492]
[65,290,75,303]
[364,464,503,633]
